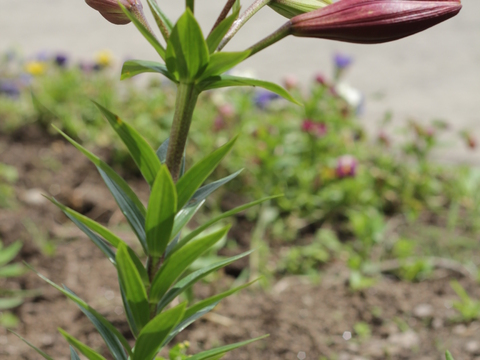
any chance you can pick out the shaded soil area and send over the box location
[1,126,480,360]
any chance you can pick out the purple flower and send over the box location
[0,81,21,98]
[301,119,327,137]
[254,90,281,108]
[334,53,352,70]
[54,53,68,67]
[335,155,357,178]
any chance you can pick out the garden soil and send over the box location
[2,127,480,360]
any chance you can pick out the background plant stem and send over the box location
[186,0,195,13]
[248,21,291,57]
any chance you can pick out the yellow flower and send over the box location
[25,61,46,76]
[95,50,114,67]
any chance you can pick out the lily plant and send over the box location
[13,0,461,359]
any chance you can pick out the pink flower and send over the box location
[336,155,357,178]
[85,0,143,25]
[290,0,461,44]
[302,119,327,137]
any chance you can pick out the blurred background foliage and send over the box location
[1,48,480,291]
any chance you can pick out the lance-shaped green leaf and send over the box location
[132,303,186,360]
[63,210,116,264]
[70,346,81,360]
[187,169,242,208]
[54,126,147,251]
[25,265,131,358]
[94,102,161,188]
[176,136,237,210]
[121,60,177,82]
[0,241,22,266]
[445,351,455,360]
[162,302,217,347]
[60,287,130,360]
[206,8,240,54]
[47,197,124,249]
[146,166,177,257]
[184,280,257,322]
[58,328,106,360]
[156,251,253,314]
[198,75,301,105]
[168,195,281,257]
[53,125,146,215]
[9,331,54,360]
[169,200,204,243]
[163,280,258,347]
[165,9,209,82]
[188,335,269,360]
[116,243,150,335]
[119,3,166,60]
[98,168,147,254]
[198,51,250,81]
[54,132,147,255]
[150,226,230,302]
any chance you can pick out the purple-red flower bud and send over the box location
[336,155,357,178]
[85,0,143,25]
[302,119,327,137]
[290,0,462,44]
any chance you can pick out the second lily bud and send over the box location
[85,0,144,25]
[268,0,331,19]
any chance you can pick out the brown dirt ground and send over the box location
[1,126,480,360]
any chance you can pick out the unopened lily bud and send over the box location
[85,0,144,25]
[290,0,462,44]
[269,0,331,19]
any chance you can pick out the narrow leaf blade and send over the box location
[188,336,269,360]
[176,136,237,210]
[25,265,131,358]
[198,75,301,105]
[150,226,231,302]
[121,60,177,82]
[0,241,22,267]
[157,251,253,313]
[166,9,209,81]
[58,328,107,360]
[198,51,250,81]
[146,166,177,257]
[47,196,124,249]
[53,125,146,215]
[9,330,54,360]
[132,303,186,360]
[116,243,150,335]
[169,195,281,256]
[94,102,161,188]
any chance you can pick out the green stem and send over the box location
[186,0,195,13]
[247,21,292,57]
[209,0,237,36]
[217,0,272,51]
[166,82,199,182]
